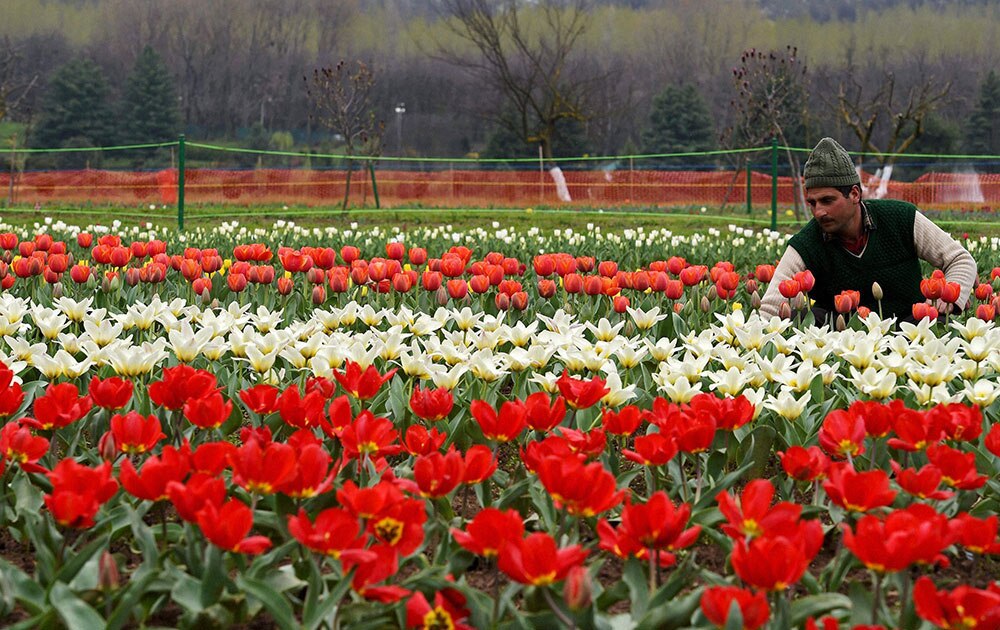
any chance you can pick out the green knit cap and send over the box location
[803,137,860,189]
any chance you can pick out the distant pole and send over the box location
[745,156,752,214]
[178,134,186,232]
[395,103,406,156]
[770,137,778,231]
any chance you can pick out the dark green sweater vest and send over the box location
[788,199,924,319]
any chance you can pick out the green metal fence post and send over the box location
[745,157,752,214]
[770,137,778,231]
[177,134,186,232]
[369,160,380,209]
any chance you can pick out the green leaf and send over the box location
[200,544,225,608]
[635,587,702,630]
[0,558,46,614]
[49,582,105,630]
[621,557,649,619]
[789,593,852,626]
[724,599,745,630]
[54,534,109,585]
[105,568,158,630]
[170,573,205,614]
[746,424,776,479]
[236,575,298,630]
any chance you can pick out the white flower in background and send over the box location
[500,321,538,348]
[707,366,751,397]
[399,350,435,379]
[409,314,444,337]
[437,340,470,366]
[713,346,751,372]
[107,339,168,377]
[169,321,214,363]
[848,366,897,400]
[471,328,502,352]
[683,330,717,358]
[961,336,995,362]
[202,338,228,361]
[528,371,561,394]
[477,313,505,333]
[963,379,1000,407]
[601,371,636,407]
[614,342,647,370]
[452,307,482,331]
[586,317,625,342]
[664,351,711,384]
[626,306,668,330]
[950,317,994,341]
[899,318,938,344]
[243,345,281,374]
[33,349,93,379]
[57,331,84,355]
[755,352,796,384]
[428,363,468,390]
[774,362,819,393]
[956,358,983,380]
[906,381,961,407]
[763,388,812,421]
[839,334,882,370]
[384,305,417,329]
[653,371,702,403]
[54,296,93,322]
[644,337,679,362]
[467,349,508,382]
[30,305,68,340]
[740,387,767,420]
[5,337,47,365]
[250,305,284,333]
[907,355,958,387]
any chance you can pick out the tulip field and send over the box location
[0,216,999,629]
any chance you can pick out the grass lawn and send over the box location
[1,202,999,237]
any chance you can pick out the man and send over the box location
[759,137,977,322]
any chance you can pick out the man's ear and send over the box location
[850,185,861,202]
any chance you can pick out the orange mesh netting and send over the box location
[3,168,999,209]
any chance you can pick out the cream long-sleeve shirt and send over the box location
[759,210,978,318]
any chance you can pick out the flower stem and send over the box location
[541,586,575,629]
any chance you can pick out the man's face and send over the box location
[805,186,860,237]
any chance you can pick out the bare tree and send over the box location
[435,0,599,165]
[306,60,384,210]
[725,46,809,216]
[0,36,37,124]
[830,70,951,169]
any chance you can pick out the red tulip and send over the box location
[822,463,896,513]
[196,499,272,554]
[498,532,588,586]
[470,399,527,443]
[536,456,624,517]
[333,360,398,400]
[183,390,233,430]
[556,370,609,410]
[107,411,164,455]
[777,445,829,482]
[88,376,133,411]
[913,577,1000,629]
[120,444,191,502]
[701,586,770,630]
[44,459,119,529]
[287,507,373,561]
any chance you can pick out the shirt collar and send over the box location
[821,201,875,243]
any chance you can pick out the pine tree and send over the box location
[965,70,1000,155]
[32,57,115,149]
[640,84,715,163]
[120,46,180,144]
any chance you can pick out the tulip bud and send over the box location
[778,301,792,319]
[312,284,326,305]
[99,551,120,591]
[791,293,806,311]
[700,296,711,312]
[200,288,211,304]
[835,314,846,331]
[750,290,761,310]
[98,431,119,461]
[101,274,112,293]
[436,286,450,306]
[564,566,592,611]
[673,301,684,314]
[51,281,63,299]
[871,281,883,301]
